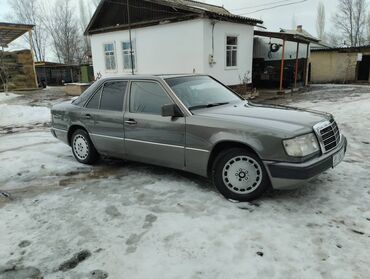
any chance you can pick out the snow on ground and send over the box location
[0,86,369,279]
[0,131,90,190]
[0,104,50,127]
[291,94,370,163]
[0,92,20,102]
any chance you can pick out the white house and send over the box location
[85,0,262,86]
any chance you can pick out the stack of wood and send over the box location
[0,49,37,91]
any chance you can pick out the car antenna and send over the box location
[126,0,135,75]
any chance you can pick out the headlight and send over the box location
[283,133,319,157]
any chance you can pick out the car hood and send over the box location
[194,101,331,132]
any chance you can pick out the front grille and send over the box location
[318,120,341,152]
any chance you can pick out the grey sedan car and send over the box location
[51,75,347,201]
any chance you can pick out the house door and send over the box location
[357,55,370,81]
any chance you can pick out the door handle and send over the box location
[85,113,92,119]
[125,119,137,125]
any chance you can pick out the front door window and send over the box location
[130,81,172,114]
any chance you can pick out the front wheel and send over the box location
[71,129,99,164]
[212,148,270,201]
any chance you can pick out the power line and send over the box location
[230,0,298,12]
[237,0,308,15]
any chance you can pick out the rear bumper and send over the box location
[264,136,347,190]
[51,127,69,145]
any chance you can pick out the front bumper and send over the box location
[264,135,347,190]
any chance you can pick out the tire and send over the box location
[212,148,270,202]
[71,129,99,164]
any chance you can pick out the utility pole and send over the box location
[126,0,135,75]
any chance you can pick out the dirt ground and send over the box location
[0,85,369,279]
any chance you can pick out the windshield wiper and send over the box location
[188,102,229,111]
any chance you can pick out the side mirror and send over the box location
[161,104,183,117]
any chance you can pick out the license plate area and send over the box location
[333,147,345,167]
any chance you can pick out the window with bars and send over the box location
[226,36,238,68]
[104,43,116,71]
[122,40,136,71]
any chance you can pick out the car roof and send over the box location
[97,74,206,82]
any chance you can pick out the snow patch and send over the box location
[0,92,21,102]
[0,104,50,127]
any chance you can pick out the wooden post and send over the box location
[294,42,300,89]
[279,39,286,93]
[70,68,74,83]
[304,43,310,86]
[1,45,6,92]
[29,30,38,88]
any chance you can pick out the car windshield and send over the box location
[165,76,241,110]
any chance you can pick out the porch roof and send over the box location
[0,22,34,47]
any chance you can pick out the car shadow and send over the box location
[96,157,215,192]
[94,157,325,203]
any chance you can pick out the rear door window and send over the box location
[86,90,101,109]
[100,81,127,111]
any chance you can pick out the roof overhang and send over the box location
[311,45,370,52]
[0,22,34,47]
[254,30,320,44]
[85,0,262,35]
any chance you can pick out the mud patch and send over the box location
[58,250,92,272]
[0,265,42,279]
[105,206,121,218]
[0,141,55,154]
[351,229,365,235]
[18,240,31,248]
[90,269,109,279]
[126,233,145,254]
[142,214,157,229]
[0,191,12,200]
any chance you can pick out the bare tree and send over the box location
[43,0,84,64]
[326,33,343,47]
[79,0,92,62]
[353,0,367,46]
[7,0,46,61]
[291,14,297,29]
[367,11,370,43]
[333,0,367,47]
[316,1,325,40]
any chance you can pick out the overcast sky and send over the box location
[0,0,340,34]
[203,0,339,34]
[0,0,340,55]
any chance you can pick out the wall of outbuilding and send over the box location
[310,51,359,83]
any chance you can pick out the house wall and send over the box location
[90,18,255,85]
[90,19,205,78]
[203,20,255,85]
[310,51,359,83]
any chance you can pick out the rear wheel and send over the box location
[212,148,270,201]
[71,129,99,164]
